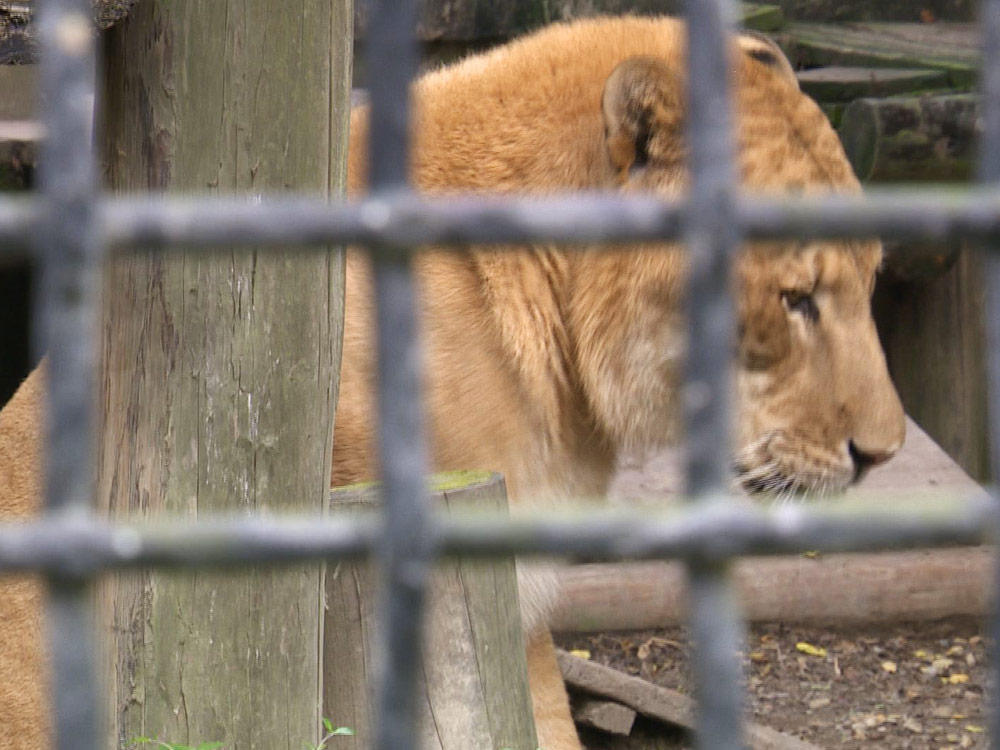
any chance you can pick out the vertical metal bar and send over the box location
[366,2,432,750]
[682,0,748,748]
[35,0,101,749]
[976,0,1000,746]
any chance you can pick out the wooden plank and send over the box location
[97,1,350,746]
[797,66,948,102]
[324,472,539,750]
[558,651,823,750]
[778,21,979,87]
[572,698,637,736]
[874,256,991,482]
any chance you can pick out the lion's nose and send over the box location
[848,439,896,478]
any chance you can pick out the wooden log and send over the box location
[552,547,993,632]
[838,93,978,182]
[324,472,538,750]
[557,651,822,750]
[97,1,351,747]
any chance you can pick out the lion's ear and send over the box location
[602,56,685,181]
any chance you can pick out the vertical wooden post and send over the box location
[873,250,990,481]
[97,1,351,747]
[324,472,539,750]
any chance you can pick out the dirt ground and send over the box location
[556,616,992,749]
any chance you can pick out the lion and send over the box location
[332,15,904,750]
[0,15,904,750]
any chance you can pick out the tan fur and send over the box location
[334,17,904,749]
[0,16,905,750]
[0,365,49,750]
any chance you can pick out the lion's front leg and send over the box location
[526,627,583,750]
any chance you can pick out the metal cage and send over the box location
[2,0,1000,748]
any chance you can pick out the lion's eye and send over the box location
[781,290,819,322]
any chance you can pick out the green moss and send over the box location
[330,478,380,494]
[431,469,497,492]
[330,470,498,495]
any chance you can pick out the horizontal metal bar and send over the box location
[0,495,992,576]
[93,189,1000,246]
[2,188,1000,255]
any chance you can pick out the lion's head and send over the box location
[573,26,905,499]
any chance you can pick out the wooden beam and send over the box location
[797,66,948,103]
[552,547,992,631]
[573,698,637,736]
[558,650,822,750]
[778,21,978,86]
[97,1,351,746]
[324,473,538,750]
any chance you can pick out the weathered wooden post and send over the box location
[97,1,351,746]
[325,472,539,750]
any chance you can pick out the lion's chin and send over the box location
[731,464,853,502]
[732,432,856,502]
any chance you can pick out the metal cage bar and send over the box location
[682,0,747,747]
[977,0,1000,744]
[364,2,433,750]
[0,493,992,573]
[34,1,101,749]
[8,0,1000,748]
[11,189,1000,258]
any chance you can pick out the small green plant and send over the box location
[131,739,223,750]
[305,718,355,750]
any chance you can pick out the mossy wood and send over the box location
[355,2,781,43]
[838,94,978,182]
[796,66,948,104]
[778,22,978,87]
[324,472,539,750]
[772,0,973,22]
[98,1,351,747]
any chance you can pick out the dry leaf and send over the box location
[569,649,591,660]
[796,642,827,658]
[903,717,923,733]
[881,660,898,674]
